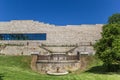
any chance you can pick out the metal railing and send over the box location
[37,55,79,60]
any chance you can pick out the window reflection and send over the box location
[0,33,46,40]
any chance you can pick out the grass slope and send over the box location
[0,55,120,80]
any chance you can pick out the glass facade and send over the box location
[0,33,46,40]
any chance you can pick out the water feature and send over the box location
[34,45,80,75]
[47,53,69,75]
[47,67,69,75]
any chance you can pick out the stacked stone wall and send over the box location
[0,20,103,55]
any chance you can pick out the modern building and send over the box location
[0,20,103,55]
[0,20,103,73]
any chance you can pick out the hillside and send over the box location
[0,55,120,80]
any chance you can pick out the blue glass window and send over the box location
[0,33,46,40]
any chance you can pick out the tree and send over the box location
[108,13,120,24]
[94,14,120,71]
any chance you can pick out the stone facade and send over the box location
[31,53,81,73]
[0,20,103,73]
[0,20,103,55]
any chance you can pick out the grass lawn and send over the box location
[0,55,120,80]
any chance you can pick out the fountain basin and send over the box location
[47,71,69,76]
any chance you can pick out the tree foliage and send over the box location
[94,14,120,71]
[108,13,120,24]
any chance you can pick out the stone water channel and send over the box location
[30,44,92,75]
[31,53,81,75]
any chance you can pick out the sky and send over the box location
[0,0,120,25]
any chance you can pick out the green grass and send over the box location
[0,55,120,80]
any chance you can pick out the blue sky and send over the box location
[0,0,120,25]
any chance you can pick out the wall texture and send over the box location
[0,20,103,55]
